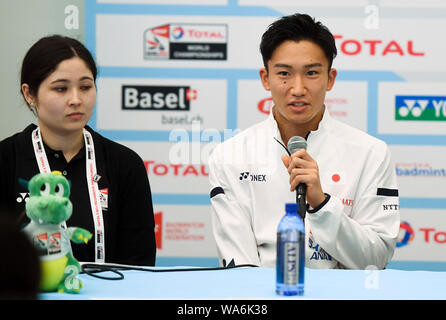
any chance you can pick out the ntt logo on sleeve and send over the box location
[395,95,446,121]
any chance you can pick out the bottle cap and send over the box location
[285,203,298,212]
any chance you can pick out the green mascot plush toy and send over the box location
[21,171,92,293]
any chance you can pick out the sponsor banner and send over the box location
[89,1,446,270]
[119,141,213,194]
[389,145,446,199]
[98,0,444,8]
[144,23,227,61]
[97,15,444,71]
[379,0,446,8]
[240,0,368,7]
[395,95,446,121]
[393,209,446,262]
[121,85,194,111]
[324,81,367,131]
[237,80,367,131]
[153,206,217,257]
[98,0,226,4]
[96,77,226,130]
[96,14,271,68]
[236,80,267,130]
[378,82,446,135]
[326,18,444,72]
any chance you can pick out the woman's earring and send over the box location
[29,103,37,117]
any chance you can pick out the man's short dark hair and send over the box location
[260,13,337,70]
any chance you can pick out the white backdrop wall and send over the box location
[92,0,446,269]
[0,0,85,140]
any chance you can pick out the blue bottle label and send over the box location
[283,242,299,285]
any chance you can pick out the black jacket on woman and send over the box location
[0,124,156,266]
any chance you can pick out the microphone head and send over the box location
[287,136,307,154]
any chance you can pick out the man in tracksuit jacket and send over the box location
[208,13,400,269]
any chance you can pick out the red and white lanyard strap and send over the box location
[83,129,105,263]
[32,128,51,174]
[31,127,105,263]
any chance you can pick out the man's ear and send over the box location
[259,68,271,91]
[326,68,337,92]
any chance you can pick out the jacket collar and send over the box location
[267,105,331,146]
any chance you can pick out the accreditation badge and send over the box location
[99,188,109,211]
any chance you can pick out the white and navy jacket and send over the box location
[209,108,400,269]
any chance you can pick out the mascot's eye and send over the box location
[54,183,65,197]
[40,182,50,196]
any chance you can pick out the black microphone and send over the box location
[287,136,307,221]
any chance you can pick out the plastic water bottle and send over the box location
[276,203,305,296]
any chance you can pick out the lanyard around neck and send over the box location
[31,127,105,263]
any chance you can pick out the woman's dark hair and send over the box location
[20,35,97,105]
[260,13,337,71]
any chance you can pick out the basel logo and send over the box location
[397,221,414,248]
[395,95,446,121]
[122,85,197,110]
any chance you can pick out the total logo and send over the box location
[171,27,184,40]
[395,95,446,121]
[397,221,414,248]
[169,25,226,41]
[144,160,208,177]
[397,221,446,248]
[333,34,424,57]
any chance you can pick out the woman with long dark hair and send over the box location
[0,35,156,266]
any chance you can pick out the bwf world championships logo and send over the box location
[144,23,228,60]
